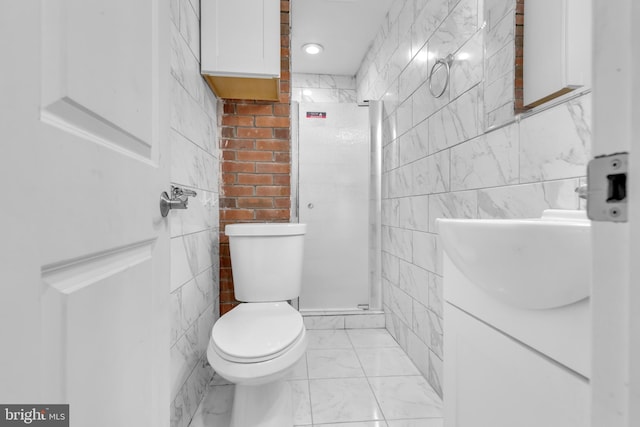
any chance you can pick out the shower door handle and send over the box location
[307,203,314,209]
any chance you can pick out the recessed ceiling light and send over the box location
[302,43,324,55]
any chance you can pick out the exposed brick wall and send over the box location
[514,0,529,114]
[219,0,291,315]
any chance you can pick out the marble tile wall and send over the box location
[356,0,591,397]
[292,73,358,103]
[169,2,220,427]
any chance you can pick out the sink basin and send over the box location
[436,210,591,310]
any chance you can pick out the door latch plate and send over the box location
[587,152,628,222]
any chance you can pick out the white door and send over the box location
[298,103,370,311]
[590,0,639,426]
[0,1,170,426]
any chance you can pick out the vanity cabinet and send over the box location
[523,0,591,107]
[201,0,280,100]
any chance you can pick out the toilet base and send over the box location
[230,380,293,427]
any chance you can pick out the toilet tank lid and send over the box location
[225,222,307,236]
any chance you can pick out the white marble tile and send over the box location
[399,195,429,232]
[429,85,483,153]
[428,274,444,319]
[477,179,581,219]
[450,123,519,190]
[170,78,215,153]
[170,325,200,398]
[486,101,515,130]
[412,301,433,349]
[307,349,365,379]
[519,94,592,182]
[398,261,430,307]
[318,74,357,90]
[484,69,514,113]
[410,150,450,195]
[309,378,384,424]
[382,226,413,261]
[356,346,421,377]
[412,80,450,125]
[290,380,312,426]
[382,198,401,227]
[303,315,345,330]
[396,98,414,138]
[428,190,478,232]
[306,330,353,349]
[170,288,183,345]
[170,129,217,193]
[406,330,431,379]
[345,314,386,329]
[484,0,515,31]
[170,229,216,291]
[169,190,217,238]
[486,41,515,85]
[287,354,309,380]
[399,119,429,166]
[292,73,320,88]
[399,43,428,102]
[382,251,400,284]
[484,8,514,57]
[170,388,186,427]
[411,0,449,58]
[428,351,444,397]
[188,384,233,427]
[178,0,200,61]
[450,32,484,100]
[387,284,414,326]
[383,139,400,172]
[412,231,439,273]
[316,422,388,427]
[369,376,443,420]
[429,0,479,58]
[387,419,443,427]
[385,311,410,350]
[170,23,203,106]
[347,329,400,348]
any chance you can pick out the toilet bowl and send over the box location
[207,223,307,427]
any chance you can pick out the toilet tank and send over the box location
[225,223,307,302]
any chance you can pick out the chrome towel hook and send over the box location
[428,54,454,98]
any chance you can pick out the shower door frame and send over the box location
[291,100,382,313]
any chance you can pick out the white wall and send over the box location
[357,0,591,396]
[168,1,220,426]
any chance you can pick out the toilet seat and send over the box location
[211,302,304,363]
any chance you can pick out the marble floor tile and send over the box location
[290,380,312,426]
[307,329,354,349]
[347,329,400,348]
[356,347,421,377]
[369,376,443,420]
[309,378,384,424]
[287,354,309,380]
[387,419,443,427]
[307,349,366,379]
[187,384,233,427]
[315,422,389,427]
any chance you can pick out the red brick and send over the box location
[237,151,274,162]
[222,185,254,197]
[222,115,254,127]
[273,103,290,116]
[222,161,255,173]
[256,209,289,221]
[237,197,274,208]
[220,209,254,221]
[221,139,254,150]
[221,127,235,138]
[222,150,236,161]
[237,173,274,185]
[274,152,290,163]
[255,116,290,128]
[273,175,290,185]
[274,128,290,139]
[256,140,289,151]
[236,104,273,116]
[274,197,291,208]
[256,162,290,174]
[237,127,273,139]
[256,186,289,196]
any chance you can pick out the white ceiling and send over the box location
[290,0,396,76]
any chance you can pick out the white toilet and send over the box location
[207,222,308,427]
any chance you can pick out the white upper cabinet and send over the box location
[201,0,280,78]
[523,0,592,107]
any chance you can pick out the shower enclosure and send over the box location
[293,101,382,314]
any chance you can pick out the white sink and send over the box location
[436,210,591,310]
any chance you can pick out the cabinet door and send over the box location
[202,0,280,78]
[444,303,589,427]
